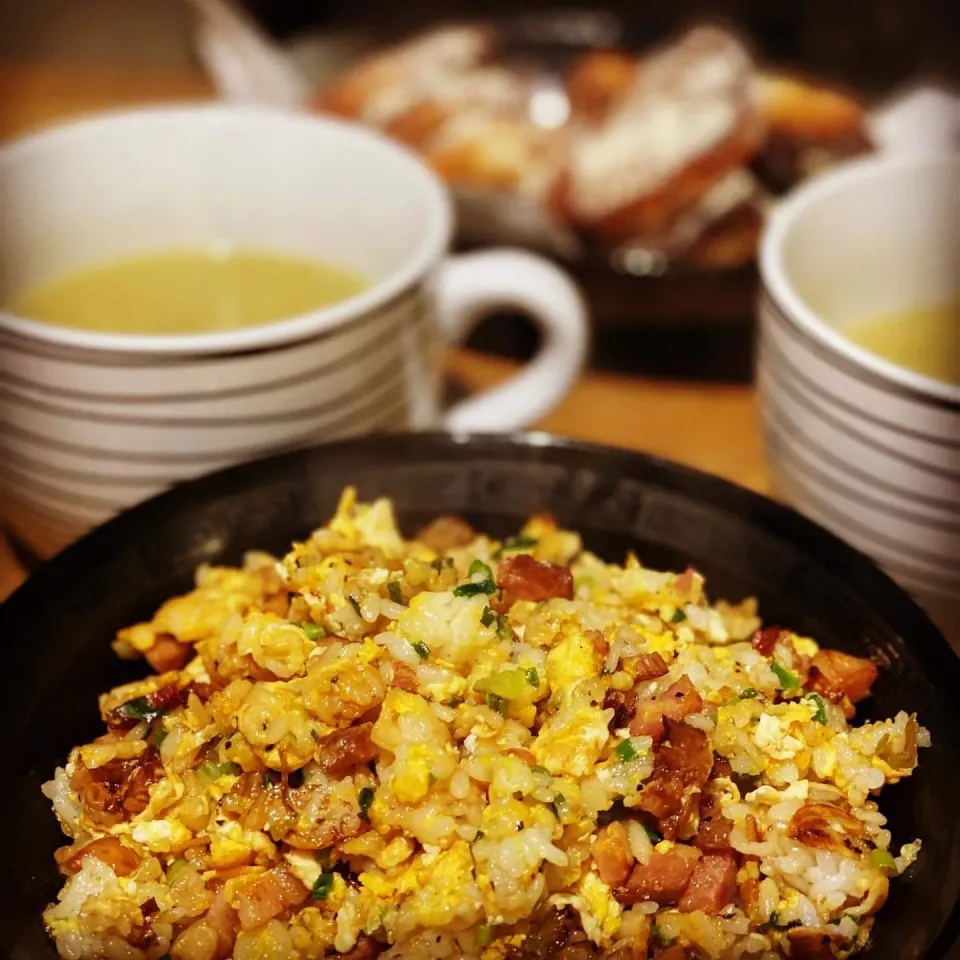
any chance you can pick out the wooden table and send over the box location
[0,63,767,600]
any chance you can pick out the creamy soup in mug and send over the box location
[9,247,368,335]
[842,301,960,387]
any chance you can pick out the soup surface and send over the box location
[9,247,367,335]
[842,301,960,386]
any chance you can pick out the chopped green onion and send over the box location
[871,848,897,873]
[311,873,335,900]
[453,579,496,598]
[116,695,165,724]
[358,787,375,821]
[297,621,325,641]
[531,765,550,776]
[525,667,540,687]
[493,534,538,559]
[476,925,496,947]
[197,758,241,783]
[725,686,761,706]
[166,858,191,884]
[547,793,565,819]
[759,910,781,931]
[475,668,527,700]
[644,824,662,843]
[149,723,168,748]
[480,607,496,627]
[670,609,687,623]
[411,640,430,660]
[615,739,640,762]
[652,927,676,947]
[468,559,493,579]
[485,693,507,716]
[496,615,514,641]
[804,692,828,723]
[387,581,403,604]
[771,662,800,691]
[453,559,496,597]
[509,534,538,549]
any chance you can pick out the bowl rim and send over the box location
[2,431,959,957]
[760,151,960,408]
[0,105,453,357]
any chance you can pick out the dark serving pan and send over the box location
[3,432,959,957]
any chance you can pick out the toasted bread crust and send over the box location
[566,48,639,123]
[756,71,865,143]
[312,23,870,266]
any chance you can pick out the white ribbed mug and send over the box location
[0,107,588,557]
[757,153,960,640]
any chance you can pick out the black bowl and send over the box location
[3,432,959,957]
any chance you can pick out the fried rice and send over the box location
[42,488,927,960]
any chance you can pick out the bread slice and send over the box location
[314,25,494,125]
[755,71,865,143]
[565,48,639,123]
[553,26,765,243]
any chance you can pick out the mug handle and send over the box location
[436,249,589,432]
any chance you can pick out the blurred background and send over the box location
[3,0,958,380]
[7,0,957,87]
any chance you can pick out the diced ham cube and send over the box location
[314,722,377,776]
[61,836,141,877]
[751,626,788,657]
[236,865,308,930]
[592,821,635,885]
[145,635,193,673]
[636,775,686,820]
[695,791,733,852]
[656,947,688,960]
[416,516,475,552]
[806,649,878,705]
[603,688,638,731]
[633,652,669,682]
[787,928,846,959]
[615,849,697,905]
[339,935,385,960]
[497,554,574,603]
[636,720,713,825]
[391,662,419,692]
[629,676,704,741]
[655,719,714,788]
[678,852,737,914]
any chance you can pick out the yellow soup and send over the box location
[842,301,960,387]
[9,248,367,336]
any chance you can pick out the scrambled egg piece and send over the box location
[532,703,610,776]
[546,628,601,691]
[128,817,192,854]
[552,871,622,944]
[328,486,405,558]
[753,713,805,761]
[406,841,482,929]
